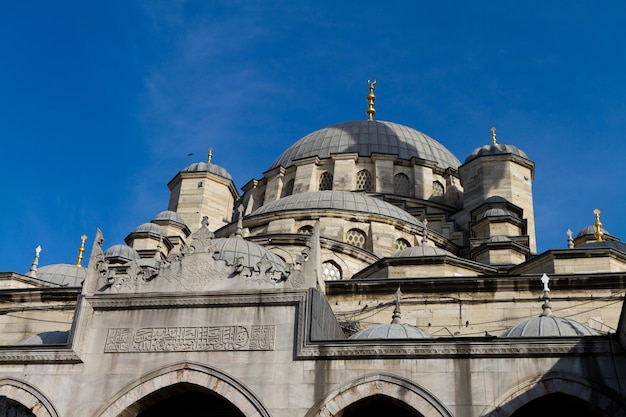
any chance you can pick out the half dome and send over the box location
[270,120,461,170]
[250,191,422,227]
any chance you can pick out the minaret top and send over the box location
[75,235,88,267]
[366,79,376,121]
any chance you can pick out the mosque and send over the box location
[1,82,626,416]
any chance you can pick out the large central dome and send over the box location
[270,120,461,170]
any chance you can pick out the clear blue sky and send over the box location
[2,1,626,273]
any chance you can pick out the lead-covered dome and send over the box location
[465,143,529,164]
[500,316,598,337]
[270,120,461,170]
[349,323,431,340]
[183,162,232,180]
[211,237,289,274]
[250,191,422,227]
[36,264,86,287]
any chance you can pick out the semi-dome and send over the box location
[104,244,140,262]
[349,323,431,340]
[211,237,289,274]
[464,143,529,164]
[250,191,422,227]
[37,264,86,287]
[270,120,461,170]
[183,162,232,180]
[394,245,455,257]
[500,316,598,337]
[153,210,186,225]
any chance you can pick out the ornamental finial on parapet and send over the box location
[491,127,497,144]
[76,234,88,267]
[366,79,377,121]
[593,208,604,242]
[208,147,213,164]
[539,273,553,317]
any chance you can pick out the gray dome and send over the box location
[251,191,422,227]
[500,316,598,337]
[131,222,166,236]
[488,235,512,243]
[577,225,611,238]
[394,245,455,257]
[482,208,512,218]
[465,144,529,164]
[349,323,431,340]
[104,244,140,262]
[37,264,86,287]
[183,162,232,180]
[580,240,626,252]
[483,196,510,204]
[153,210,186,225]
[18,331,69,345]
[270,120,461,170]
[211,237,289,274]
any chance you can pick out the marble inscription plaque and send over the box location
[105,325,275,352]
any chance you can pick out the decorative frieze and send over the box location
[105,325,275,353]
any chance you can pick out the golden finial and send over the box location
[593,208,604,242]
[76,234,88,267]
[207,147,213,164]
[491,127,497,144]
[366,79,377,121]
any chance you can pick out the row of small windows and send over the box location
[300,225,412,252]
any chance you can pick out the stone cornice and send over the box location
[0,348,81,364]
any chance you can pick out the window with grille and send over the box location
[322,261,342,280]
[298,225,313,235]
[432,181,444,197]
[394,238,411,252]
[319,172,333,191]
[346,228,367,249]
[356,169,372,191]
[283,179,294,197]
[394,173,410,195]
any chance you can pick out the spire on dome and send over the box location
[594,208,604,242]
[539,273,553,317]
[207,147,213,164]
[391,286,402,324]
[566,228,574,248]
[491,127,497,144]
[366,79,376,121]
[75,235,87,267]
[27,245,42,278]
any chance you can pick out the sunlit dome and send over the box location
[104,244,140,263]
[153,210,186,225]
[37,264,85,287]
[349,323,431,340]
[465,143,529,164]
[183,162,232,180]
[211,237,289,274]
[500,316,598,337]
[270,120,461,170]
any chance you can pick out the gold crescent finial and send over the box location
[366,79,377,121]
[208,147,213,164]
[593,208,604,241]
[76,234,88,267]
[491,127,497,144]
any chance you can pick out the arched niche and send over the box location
[96,362,271,417]
[0,377,59,417]
[304,373,452,417]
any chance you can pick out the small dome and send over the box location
[464,144,529,164]
[131,222,166,236]
[349,323,431,340]
[18,330,69,345]
[182,162,232,180]
[482,208,512,218]
[211,237,289,274]
[104,244,140,262]
[37,264,86,287]
[488,235,512,243]
[251,191,422,227]
[271,120,461,170]
[576,225,611,238]
[484,196,510,204]
[500,316,598,337]
[394,245,455,257]
[153,210,186,225]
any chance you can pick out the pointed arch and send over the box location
[0,377,59,417]
[482,371,626,417]
[96,362,272,417]
[304,373,452,417]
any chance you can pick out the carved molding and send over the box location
[0,349,81,364]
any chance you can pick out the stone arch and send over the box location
[96,362,271,417]
[268,246,294,264]
[0,377,59,417]
[482,371,626,417]
[304,373,452,417]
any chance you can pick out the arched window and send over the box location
[346,228,367,249]
[319,172,333,191]
[432,180,444,197]
[298,225,314,235]
[394,173,410,196]
[282,179,294,197]
[322,260,342,280]
[356,169,372,191]
[394,238,411,252]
